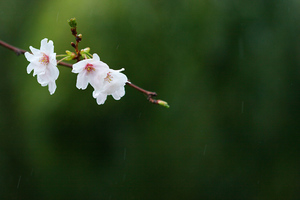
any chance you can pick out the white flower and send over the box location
[72,53,109,90]
[24,38,59,95]
[72,53,128,105]
[92,68,128,105]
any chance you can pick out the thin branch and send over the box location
[0,40,26,55]
[126,81,157,97]
[0,39,169,107]
[0,40,73,68]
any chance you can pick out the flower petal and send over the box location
[76,70,89,89]
[40,38,54,54]
[92,53,100,61]
[48,81,57,95]
[72,60,87,73]
[95,92,107,105]
[29,46,41,56]
[26,63,35,74]
[112,87,125,100]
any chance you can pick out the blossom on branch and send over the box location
[24,38,59,95]
[72,53,127,105]
[92,69,128,105]
[72,53,109,90]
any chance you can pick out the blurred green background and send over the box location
[1,0,300,199]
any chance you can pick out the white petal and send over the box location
[33,64,47,76]
[37,74,49,85]
[92,53,100,61]
[92,89,101,98]
[48,63,59,80]
[48,81,57,95]
[72,60,87,73]
[49,53,57,65]
[95,92,107,105]
[76,71,89,89]
[24,52,34,61]
[112,87,125,100]
[29,46,41,56]
[40,38,54,54]
[26,63,35,74]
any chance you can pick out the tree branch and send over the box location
[0,40,26,55]
[0,39,169,107]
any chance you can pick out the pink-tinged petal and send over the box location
[76,71,89,89]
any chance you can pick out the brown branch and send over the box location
[126,81,169,107]
[0,40,73,68]
[126,81,157,97]
[0,39,169,107]
[0,40,26,55]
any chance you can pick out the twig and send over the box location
[0,40,26,55]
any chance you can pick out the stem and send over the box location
[126,81,169,108]
[0,39,168,107]
[126,81,157,97]
[0,40,26,55]
[0,40,73,68]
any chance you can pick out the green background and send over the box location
[1,0,299,199]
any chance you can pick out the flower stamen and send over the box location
[39,53,49,65]
[104,72,113,83]
[85,63,95,72]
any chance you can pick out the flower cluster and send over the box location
[25,38,127,105]
[72,53,127,105]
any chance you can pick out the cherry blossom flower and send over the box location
[92,68,128,105]
[72,53,109,91]
[24,38,59,95]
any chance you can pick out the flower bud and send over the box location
[68,18,77,28]
[80,47,90,54]
[65,50,76,61]
[71,42,76,48]
[157,100,170,108]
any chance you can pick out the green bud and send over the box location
[157,100,170,108]
[68,18,77,28]
[65,50,76,61]
[66,50,73,56]
[81,47,90,54]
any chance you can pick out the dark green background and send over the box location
[1,0,299,199]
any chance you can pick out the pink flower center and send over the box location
[39,53,49,65]
[85,63,95,72]
[104,72,113,83]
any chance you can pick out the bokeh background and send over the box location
[1,0,300,199]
